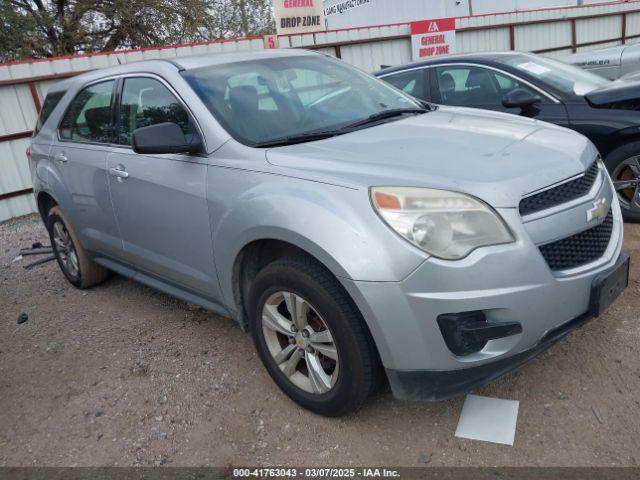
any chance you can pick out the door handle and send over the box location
[54,153,68,164]
[109,165,129,182]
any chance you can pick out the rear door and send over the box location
[48,79,123,259]
[106,75,220,299]
[431,64,569,127]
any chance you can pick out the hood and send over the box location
[585,78,640,106]
[266,106,597,208]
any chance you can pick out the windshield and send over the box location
[182,55,421,146]
[497,54,610,96]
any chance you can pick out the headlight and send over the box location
[371,187,515,260]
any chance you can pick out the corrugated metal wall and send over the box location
[1,0,640,221]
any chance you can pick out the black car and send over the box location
[375,52,640,221]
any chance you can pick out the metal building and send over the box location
[322,0,621,29]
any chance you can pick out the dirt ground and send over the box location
[0,214,639,467]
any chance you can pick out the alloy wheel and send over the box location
[52,220,79,279]
[261,291,339,394]
[612,156,640,212]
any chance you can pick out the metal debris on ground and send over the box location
[23,255,56,270]
[15,243,56,270]
[20,247,53,256]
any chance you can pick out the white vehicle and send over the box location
[564,44,640,80]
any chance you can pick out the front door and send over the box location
[432,65,569,127]
[106,76,220,299]
[49,79,123,259]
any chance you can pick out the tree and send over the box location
[207,0,275,39]
[0,0,275,62]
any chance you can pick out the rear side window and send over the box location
[59,80,115,144]
[117,77,193,146]
[34,91,66,135]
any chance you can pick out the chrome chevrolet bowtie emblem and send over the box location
[587,198,608,222]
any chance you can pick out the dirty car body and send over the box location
[30,50,628,415]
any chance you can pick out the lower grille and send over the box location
[539,209,614,271]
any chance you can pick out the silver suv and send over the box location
[30,50,628,416]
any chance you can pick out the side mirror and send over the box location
[502,88,540,109]
[132,122,202,155]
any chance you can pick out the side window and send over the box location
[34,91,66,135]
[382,70,426,100]
[435,66,542,107]
[59,81,114,143]
[492,70,542,102]
[118,77,193,146]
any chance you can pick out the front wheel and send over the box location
[248,256,380,416]
[605,141,640,222]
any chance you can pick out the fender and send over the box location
[207,167,427,310]
[37,162,74,222]
[612,125,640,142]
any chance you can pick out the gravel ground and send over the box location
[1,214,639,467]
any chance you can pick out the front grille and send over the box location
[519,162,599,216]
[539,209,613,271]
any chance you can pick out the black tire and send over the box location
[604,141,640,223]
[47,206,108,288]
[248,255,380,416]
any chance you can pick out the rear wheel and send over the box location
[605,141,640,222]
[47,206,108,288]
[248,256,380,416]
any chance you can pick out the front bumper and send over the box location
[339,172,625,401]
[386,309,592,401]
[388,248,628,401]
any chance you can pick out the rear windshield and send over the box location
[34,91,66,135]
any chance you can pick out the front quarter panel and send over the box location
[206,145,428,311]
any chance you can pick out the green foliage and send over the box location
[0,0,275,62]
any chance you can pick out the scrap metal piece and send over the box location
[23,255,56,270]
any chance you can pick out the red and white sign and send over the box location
[410,18,456,61]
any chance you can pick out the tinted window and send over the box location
[59,81,114,143]
[118,77,193,146]
[382,70,425,99]
[34,91,65,135]
[435,66,542,107]
[183,55,420,146]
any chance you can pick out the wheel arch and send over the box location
[603,128,640,158]
[229,235,351,329]
[230,236,386,383]
[36,190,59,223]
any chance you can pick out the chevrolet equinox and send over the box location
[29,50,629,416]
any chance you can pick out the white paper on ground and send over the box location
[455,394,519,446]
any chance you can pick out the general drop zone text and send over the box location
[281,15,323,29]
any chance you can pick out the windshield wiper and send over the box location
[253,131,340,148]
[253,107,430,148]
[342,107,429,130]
